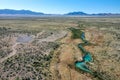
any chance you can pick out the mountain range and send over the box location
[0,9,44,15]
[0,9,120,16]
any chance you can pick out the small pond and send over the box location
[16,35,33,43]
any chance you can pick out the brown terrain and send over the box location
[0,17,119,80]
[50,27,120,80]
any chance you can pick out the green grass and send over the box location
[69,27,83,39]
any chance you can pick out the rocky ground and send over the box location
[0,29,67,80]
[0,17,120,80]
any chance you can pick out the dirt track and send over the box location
[0,43,19,63]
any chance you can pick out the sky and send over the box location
[0,0,120,14]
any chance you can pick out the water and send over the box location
[78,43,86,53]
[83,52,93,62]
[75,61,93,74]
[80,32,85,41]
[16,35,33,43]
[75,31,93,74]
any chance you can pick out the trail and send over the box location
[0,43,19,63]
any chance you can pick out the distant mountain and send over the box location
[91,13,120,16]
[65,11,87,15]
[0,9,120,16]
[65,11,120,16]
[0,9,44,15]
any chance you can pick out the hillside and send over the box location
[65,11,87,15]
[65,11,120,16]
[0,9,44,15]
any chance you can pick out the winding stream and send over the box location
[73,30,94,74]
[72,29,111,80]
[69,27,94,74]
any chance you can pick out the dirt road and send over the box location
[0,43,19,63]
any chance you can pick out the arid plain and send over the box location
[0,17,120,80]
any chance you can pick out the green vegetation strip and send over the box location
[70,28,108,80]
[70,28,93,74]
